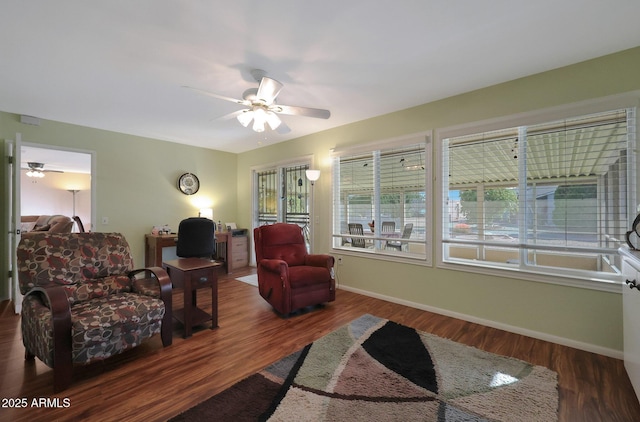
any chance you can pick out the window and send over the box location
[441,108,636,283]
[255,163,313,250]
[256,169,278,226]
[332,137,430,261]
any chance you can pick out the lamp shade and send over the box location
[237,111,253,127]
[265,111,282,130]
[199,208,213,220]
[305,169,321,182]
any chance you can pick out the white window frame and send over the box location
[436,93,640,292]
[251,155,315,256]
[331,132,432,266]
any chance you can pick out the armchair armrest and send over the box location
[24,286,72,392]
[259,258,289,276]
[129,266,172,347]
[304,254,335,270]
[129,267,172,299]
[257,259,291,301]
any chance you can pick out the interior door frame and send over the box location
[251,154,315,263]
[5,134,21,312]
[5,140,96,313]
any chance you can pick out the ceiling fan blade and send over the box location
[213,109,247,121]
[276,120,291,134]
[256,77,283,104]
[182,85,250,106]
[275,105,331,119]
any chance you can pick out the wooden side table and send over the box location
[163,258,222,338]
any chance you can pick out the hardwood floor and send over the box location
[1,267,639,421]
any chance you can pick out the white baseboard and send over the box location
[337,285,623,360]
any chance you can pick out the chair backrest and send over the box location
[17,232,134,295]
[73,216,85,232]
[381,221,396,234]
[176,217,215,258]
[348,223,366,248]
[401,223,413,239]
[46,215,74,233]
[254,223,307,266]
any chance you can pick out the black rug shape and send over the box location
[362,320,438,394]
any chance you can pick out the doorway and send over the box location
[20,145,93,231]
[5,142,94,313]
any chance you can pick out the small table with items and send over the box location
[163,258,223,338]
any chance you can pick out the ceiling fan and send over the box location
[23,162,63,178]
[184,69,330,133]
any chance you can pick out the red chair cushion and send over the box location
[288,266,331,289]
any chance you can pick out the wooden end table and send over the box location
[163,258,222,338]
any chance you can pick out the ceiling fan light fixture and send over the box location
[186,70,330,134]
[252,120,265,132]
[26,170,45,178]
[237,110,253,127]
[265,111,281,130]
[252,107,267,132]
[26,162,46,178]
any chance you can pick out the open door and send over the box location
[5,133,22,313]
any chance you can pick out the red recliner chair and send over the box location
[254,223,335,315]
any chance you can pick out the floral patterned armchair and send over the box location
[17,232,173,392]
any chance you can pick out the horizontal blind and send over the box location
[443,108,634,277]
[379,144,427,241]
[336,153,374,238]
[333,141,428,256]
[523,109,630,251]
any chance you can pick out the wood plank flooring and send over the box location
[1,267,639,421]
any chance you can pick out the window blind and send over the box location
[442,108,635,280]
[333,140,429,258]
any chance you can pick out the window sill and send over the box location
[437,259,623,293]
[332,247,432,267]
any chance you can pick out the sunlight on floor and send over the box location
[489,372,518,387]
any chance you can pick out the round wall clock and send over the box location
[177,172,200,195]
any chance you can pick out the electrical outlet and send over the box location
[337,257,343,265]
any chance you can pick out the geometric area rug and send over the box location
[170,314,559,422]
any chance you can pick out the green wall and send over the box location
[0,115,237,300]
[236,46,640,355]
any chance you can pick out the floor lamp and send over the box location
[68,190,79,216]
[305,170,320,252]
[68,190,79,232]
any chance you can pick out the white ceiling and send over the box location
[1,1,639,155]
[20,146,91,174]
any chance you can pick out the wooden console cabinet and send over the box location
[214,231,249,273]
[145,230,249,274]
